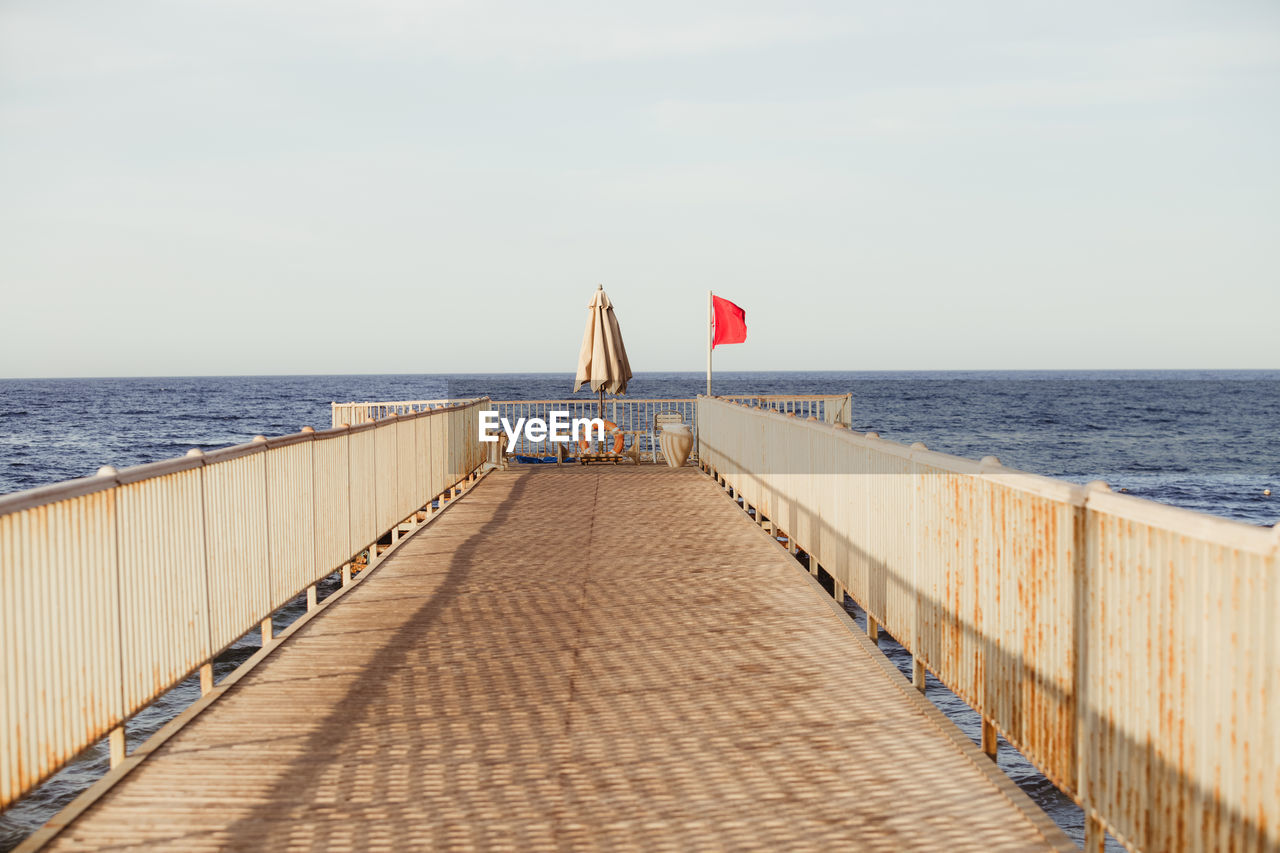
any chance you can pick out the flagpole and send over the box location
[706,290,713,396]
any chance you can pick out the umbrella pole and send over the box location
[598,389,605,420]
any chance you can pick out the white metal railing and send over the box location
[330,399,454,426]
[334,394,853,461]
[0,398,490,810]
[696,396,1279,853]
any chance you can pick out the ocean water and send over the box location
[1,370,1277,850]
[3,371,1278,525]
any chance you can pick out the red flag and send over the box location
[711,295,747,348]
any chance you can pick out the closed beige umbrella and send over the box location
[574,284,632,417]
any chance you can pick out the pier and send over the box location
[3,396,1277,852]
[19,466,1071,851]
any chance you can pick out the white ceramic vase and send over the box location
[659,424,694,468]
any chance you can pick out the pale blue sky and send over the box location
[2,1,1277,377]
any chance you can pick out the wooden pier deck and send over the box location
[39,466,1073,851]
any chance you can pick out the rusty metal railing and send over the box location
[0,398,490,811]
[334,394,852,460]
[696,396,1278,853]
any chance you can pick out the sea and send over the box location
[2,370,1278,850]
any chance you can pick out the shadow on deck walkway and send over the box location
[42,466,1073,851]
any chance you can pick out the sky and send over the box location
[1,0,1277,377]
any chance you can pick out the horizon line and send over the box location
[3,368,1280,381]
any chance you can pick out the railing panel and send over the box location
[863,443,913,632]
[436,409,455,487]
[396,416,418,521]
[757,414,789,544]
[735,405,765,516]
[203,451,271,655]
[454,406,468,484]
[373,421,399,534]
[912,460,1081,790]
[116,469,211,714]
[347,428,377,553]
[466,404,483,474]
[430,410,447,497]
[823,428,856,591]
[760,414,786,545]
[0,490,122,809]
[266,439,317,609]
[413,414,435,501]
[1082,493,1278,852]
[993,476,1078,791]
[311,430,352,571]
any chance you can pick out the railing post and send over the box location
[108,727,125,768]
[1084,812,1106,852]
[981,718,998,760]
[912,657,926,692]
[261,617,272,646]
[306,584,317,611]
[867,615,879,642]
[199,662,213,695]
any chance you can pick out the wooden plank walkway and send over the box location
[41,466,1073,851]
